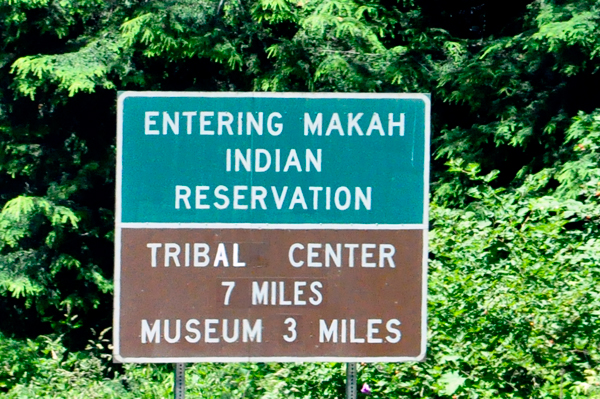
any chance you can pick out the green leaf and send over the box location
[438,371,466,395]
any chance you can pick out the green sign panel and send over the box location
[118,92,430,225]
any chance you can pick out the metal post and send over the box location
[174,363,185,399]
[346,362,357,399]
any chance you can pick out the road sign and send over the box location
[114,92,430,363]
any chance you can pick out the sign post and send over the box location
[174,363,185,398]
[346,363,357,399]
[114,92,430,365]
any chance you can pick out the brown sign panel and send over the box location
[116,228,425,361]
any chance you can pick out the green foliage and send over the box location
[556,110,600,200]
[425,172,600,398]
[0,331,128,399]
[0,192,112,340]
[10,36,126,98]
[0,196,78,301]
